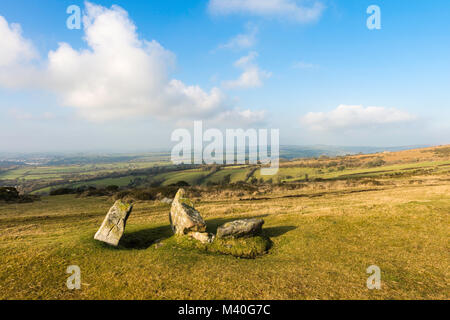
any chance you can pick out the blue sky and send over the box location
[0,0,449,152]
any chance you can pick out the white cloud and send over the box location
[44,2,230,122]
[293,61,319,70]
[0,15,39,88]
[175,108,267,128]
[219,23,258,50]
[223,52,271,89]
[234,51,258,67]
[224,68,271,89]
[0,16,36,67]
[215,108,267,125]
[0,2,266,125]
[208,0,326,23]
[301,105,417,131]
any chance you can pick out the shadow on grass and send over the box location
[117,225,173,250]
[263,226,297,238]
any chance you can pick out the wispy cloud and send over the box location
[208,0,326,23]
[301,105,417,131]
[218,23,258,50]
[223,52,271,89]
[293,61,319,70]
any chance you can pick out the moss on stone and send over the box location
[116,200,132,212]
[179,197,195,208]
[169,234,272,259]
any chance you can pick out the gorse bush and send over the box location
[114,186,181,201]
[0,187,19,200]
[169,181,190,187]
[49,188,77,196]
[50,185,120,197]
[367,159,386,168]
[0,187,39,203]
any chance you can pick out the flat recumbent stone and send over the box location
[216,218,264,239]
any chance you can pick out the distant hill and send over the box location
[0,145,433,165]
[279,145,431,160]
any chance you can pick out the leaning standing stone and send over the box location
[216,218,264,239]
[170,189,206,235]
[94,200,133,246]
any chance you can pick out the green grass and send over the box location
[273,160,450,182]
[0,160,170,183]
[71,176,146,188]
[157,169,208,186]
[254,167,318,182]
[204,167,252,184]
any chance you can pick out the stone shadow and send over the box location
[117,224,173,250]
[262,226,297,238]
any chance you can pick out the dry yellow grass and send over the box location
[0,177,448,299]
[0,147,449,300]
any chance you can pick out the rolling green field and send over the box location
[2,146,450,196]
[23,159,449,196]
[0,162,166,180]
[0,160,171,194]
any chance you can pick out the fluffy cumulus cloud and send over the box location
[208,0,325,23]
[0,2,265,124]
[47,3,231,122]
[223,52,271,89]
[0,16,38,88]
[0,16,36,67]
[301,105,417,131]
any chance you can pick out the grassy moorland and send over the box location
[0,146,449,299]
